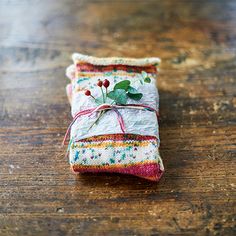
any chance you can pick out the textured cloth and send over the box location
[65,53,164,181]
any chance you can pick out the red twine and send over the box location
[62,103,159,146]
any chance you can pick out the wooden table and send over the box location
[0,0,235,235]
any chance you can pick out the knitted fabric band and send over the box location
[65,53,164,181]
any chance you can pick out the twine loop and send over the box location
[62,103,159,146]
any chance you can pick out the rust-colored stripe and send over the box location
[76,63,157,73]
[77,133,157,143]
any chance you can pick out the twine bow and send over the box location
[62,103,159,146]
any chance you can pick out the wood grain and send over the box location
[0,0,235,235]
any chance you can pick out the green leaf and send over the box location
[127,86,139,94]
[127,92,143,101]
[144,77,151,83]
[127,86,143,100]
[95,95,104,105]
[95,95,113,105]
[107,89,127,104]
[141,71,151,83]
[114,80,130,91]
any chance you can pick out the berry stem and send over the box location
[88,110,106,130]
[90,95,96,100]
[100,87,105,103]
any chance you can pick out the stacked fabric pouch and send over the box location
[65,53,164,181]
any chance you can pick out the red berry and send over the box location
[103,79,110,88]
[97,80,103,87]
[85,90,91,96]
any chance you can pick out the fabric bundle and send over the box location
[65,53,164,181]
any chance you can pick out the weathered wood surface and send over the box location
[0,0,235,235]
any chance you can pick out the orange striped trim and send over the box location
[77,134,157,142]
[73,140,152,149]
[71,160,157,169]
